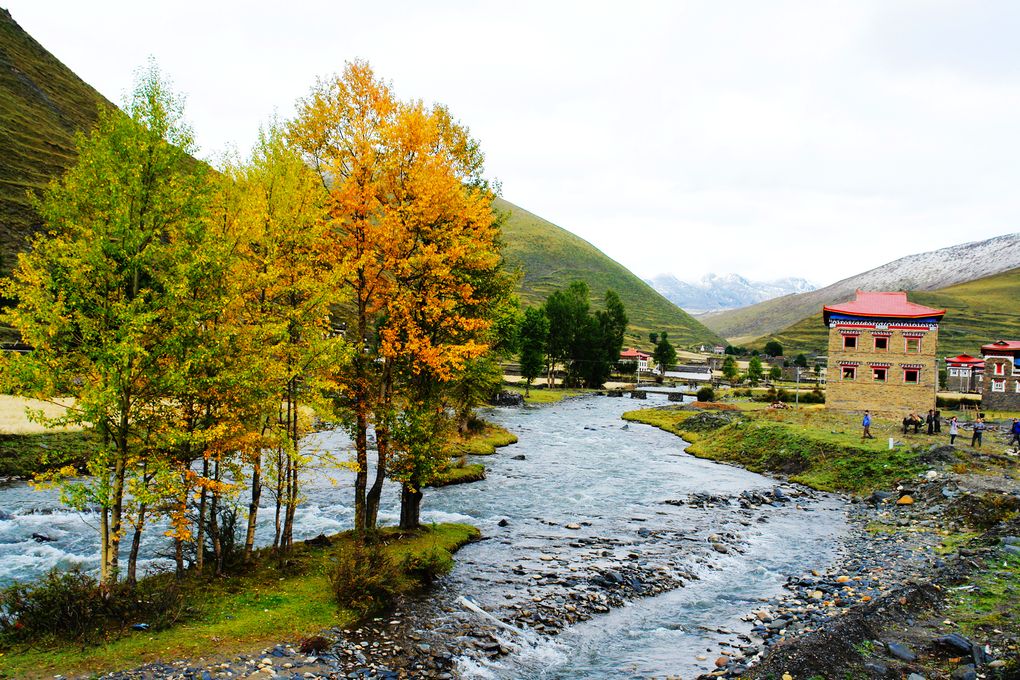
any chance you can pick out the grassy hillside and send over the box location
[0,8,112,272]
[757,267,1020,359]
[496,197,722,348]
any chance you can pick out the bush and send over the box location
[400,545,453,585]
[799,388,826,404]
[936,395,981,409]
[696,386,715,402]
[0,567,184,645]
[327,541,401,618]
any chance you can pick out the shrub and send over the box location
[400,545,453,585]
[696,386,715,402]
[799,388,825,404]
[0,567,184,645]
[327,541,401,618]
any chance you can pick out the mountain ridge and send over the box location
[647,272,815,314]
[701,232,1020,343]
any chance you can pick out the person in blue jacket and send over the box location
[861,410,874,440]
[1009,418,1020,451]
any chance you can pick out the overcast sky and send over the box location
[7,1,1020,287]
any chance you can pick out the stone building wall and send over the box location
[826,324,939,416]
[981,356,1020,410]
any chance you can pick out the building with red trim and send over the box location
[980,340,1020,410]
[823,291,945,414]
[945,354,984,393]
[619,347,653,372]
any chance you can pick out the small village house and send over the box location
[980,340,1020,410]
[619,347,653,372]
[944,354,983,393]
[824,291,945,414]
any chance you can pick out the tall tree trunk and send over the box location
[126,501,147,587]
[196,457,208,572]
[399,482,422,530]
[244,450,262,561]
[102,456,127,587]
[174,538,184,579]
[353,296,369,533]
[273,447,284,549]
[209,459,223,576]
[366,360,391,530]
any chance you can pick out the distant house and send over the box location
[824,290,945,414]
[981,340,1020,410]
[712,345,726,355]
[945,354,984,393]
[619,348,653,372]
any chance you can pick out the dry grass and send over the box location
[0,395,78,434]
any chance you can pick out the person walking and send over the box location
[861,410,874,440]
[934,409,942,434]
[949,416,959,446]
[1009,418,1020,452]
[926,409,935,435]
[972,417,985,448]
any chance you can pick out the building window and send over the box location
[843,335,857,350]
[993,379,1005,392]
[948,367,960,377]
[1015,380,1020,393]
[842,366,856,380]
[960,368,970,376]
[905,337,921,353]
[873,368,887,382]
[874,336,888,351]
[994,362,1005,376]
[903,369,920,384]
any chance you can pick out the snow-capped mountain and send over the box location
[646,273,816,313]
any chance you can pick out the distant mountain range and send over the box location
[646,273,816,314]
[701,232,1020,344]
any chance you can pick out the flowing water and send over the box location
[0,394,847,678]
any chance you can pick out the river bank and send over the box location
[624,402,1020,678]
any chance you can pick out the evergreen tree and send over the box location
[519,306,549,396]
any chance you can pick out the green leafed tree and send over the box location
[722,355,739,383]
[543,281,589,387]
[653,332,677,378]
[764,340,783,357]
[518,306,549,396]
[747,356,764,386]
[0,64,214,587]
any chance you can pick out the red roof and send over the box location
[946,354,983,365]
[620,348,651,360]
[981,340,1020,352]
[823,290,945,320]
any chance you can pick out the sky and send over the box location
[6,1,1020,287]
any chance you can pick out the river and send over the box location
[0,393,847,678]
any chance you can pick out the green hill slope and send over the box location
[496,197,722,348]
[0,8,112,271]
[759,267,1020,359]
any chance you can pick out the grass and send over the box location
[0,523,479,679]
[430,462,485,487]
[622,405,940,493]
[502,384,595,405]
[0,430,96,477]
[948,548,1020,638]
[496,197,723,349]
[443,421,518,455]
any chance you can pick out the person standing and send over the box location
[934,409,942,434]
[926,409,935,435]
[862,410,874,440]
[949,416,959,446]
[972,417,985,448]
[1010,418,1020,451]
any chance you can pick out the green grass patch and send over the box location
[444,422,518,456]
[429,463,485,487]
[0,523,479,679]
[623,406,930,493]
[0,431,98,478]
[504,385,598,405]
[948,549,1020,637]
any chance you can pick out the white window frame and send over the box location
[992,379,1005,393]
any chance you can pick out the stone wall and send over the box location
[826,324,938,416]
[981,357,1020,410]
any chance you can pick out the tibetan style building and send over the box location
[945,354,984,393]
[980,340,1020,410]
[823,291,945,414]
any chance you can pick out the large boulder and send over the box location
[490,390,525,407]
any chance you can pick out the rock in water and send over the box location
[31,533,54,543]
[490,390,525,407]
